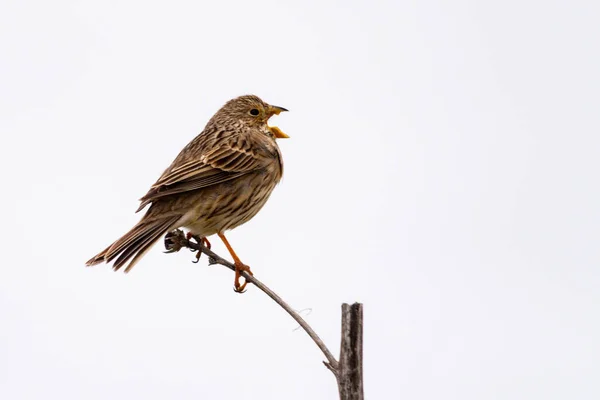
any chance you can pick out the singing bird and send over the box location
[86,95,289,292]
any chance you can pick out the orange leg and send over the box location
[217,232,253,293]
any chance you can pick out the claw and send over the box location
[188,235,210,263]
[192,249,202,264]
[233,285,247,294]
[233,262,253,293]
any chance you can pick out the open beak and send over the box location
[269,105,288,115]
[267,105,290,138]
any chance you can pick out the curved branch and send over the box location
[164,229,339,373]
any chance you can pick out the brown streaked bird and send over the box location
[86,95,289,292]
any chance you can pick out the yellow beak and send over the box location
[269,126,290,139]
[269,105,289,115]
[267,105,290,138]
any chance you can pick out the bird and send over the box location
[86,94,289,292]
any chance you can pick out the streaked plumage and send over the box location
[86,95,288,291]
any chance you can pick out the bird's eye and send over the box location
[249,108,260,116]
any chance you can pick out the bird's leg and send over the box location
[187,233,212,263]
[217,232,253,293]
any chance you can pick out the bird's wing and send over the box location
[136,133,268,212]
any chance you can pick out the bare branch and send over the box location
[164,229,339,372]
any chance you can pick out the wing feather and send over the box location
[136,131,270,212]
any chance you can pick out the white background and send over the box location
[1,0,598,399]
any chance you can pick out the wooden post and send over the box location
[337,303,364,400]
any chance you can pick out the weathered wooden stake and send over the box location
[337,303,364,400]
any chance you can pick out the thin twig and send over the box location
[165,229,339,372]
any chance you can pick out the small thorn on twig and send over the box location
[323,361,338,376]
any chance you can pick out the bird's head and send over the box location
[217,94,289,139]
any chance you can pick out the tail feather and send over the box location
[86,216,180,272]
[104,223,151,263]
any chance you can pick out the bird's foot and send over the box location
[233,262,253,293]
[201,236,212,249]
[187,234,211,263]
